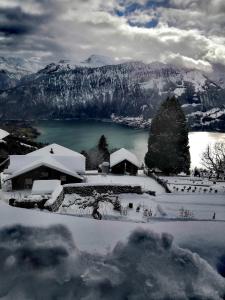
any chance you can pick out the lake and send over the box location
[35,120,225,168]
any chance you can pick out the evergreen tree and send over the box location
[145,96,190,175]
[80,150,91,170]
[98,135,110,161]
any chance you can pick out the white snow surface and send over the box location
[0,171,225,298]
[5,156,83,180]
[27,143,84,159]
[0,128,9,140]
[110,148,140,168]
[0,181,225,300]
[0,202,225,300]
[61,190,225,222]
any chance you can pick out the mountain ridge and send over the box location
[0,55,225,131]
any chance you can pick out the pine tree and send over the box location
[145,96,190,175]
[98,135,110,161]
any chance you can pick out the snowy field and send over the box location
[162,175,225,194]
[58,173,225,222]
[60,191,225,222]
[0,201,224,256]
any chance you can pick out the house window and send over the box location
[41,172,48,178]
[60,175,67,182]
[25,178,32,188]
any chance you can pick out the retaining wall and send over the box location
[64,184,143,196]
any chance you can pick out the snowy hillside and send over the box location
[0,56,42,75]
[208,63,225,89]
[0,202,225,299]
[0,170,225,298]
[0,56,43,89]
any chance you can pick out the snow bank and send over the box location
[31,180,61,195]
[0,225,224,300]
[0,128,9,140]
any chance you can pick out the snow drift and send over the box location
[0,225,224,300]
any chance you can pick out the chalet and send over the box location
[2,143,85,190]
[110,148,140,175]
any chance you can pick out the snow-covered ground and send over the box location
[58,174,225,222]
[0,172,225,298]
[162,175,225,194]
[0,202,225,299]
[0,201,224,256]
[157,193,225,220]
[60,191,225,222]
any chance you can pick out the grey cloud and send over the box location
[0,0,225,68]
[0,6,50,36]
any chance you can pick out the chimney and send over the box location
[50,148,54,154]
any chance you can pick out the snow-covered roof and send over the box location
[4,143,85,181]
[27,143,84,158]
[110,148,140,168]
[6,156,83,181]
[0,129,9,140]
[31,180,61,195]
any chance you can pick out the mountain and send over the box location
[207,63,225,89]
[0,57,43,90]
[0,55,225,131]
[79,54,116,67]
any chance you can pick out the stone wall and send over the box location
[64,184,142,196]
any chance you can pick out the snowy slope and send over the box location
[0,201,225,300]
[0,56,43,89]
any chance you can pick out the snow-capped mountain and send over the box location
[79,54,116,68]
[0,56,43,89]
[207,63,225,89]
[0,55,225,130]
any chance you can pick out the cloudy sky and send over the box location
[0,0,225,70]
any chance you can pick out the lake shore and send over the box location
[2,116,225,132]
[32,119,225,168]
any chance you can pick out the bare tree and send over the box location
[201,143,225,178]
[74,191,118,220]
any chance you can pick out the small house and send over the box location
[110,148,140,175]
[2,143,86,190]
